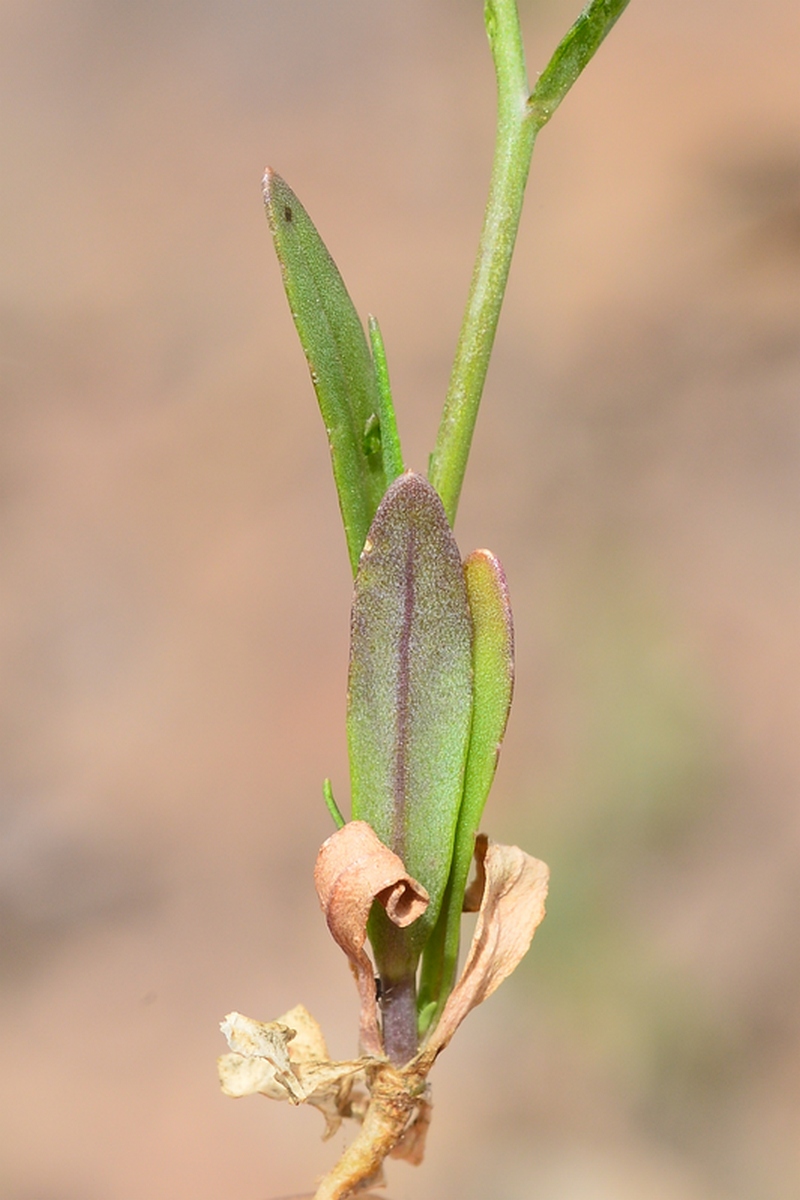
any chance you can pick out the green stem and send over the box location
[429,0,634,527]
[428,0,535,526]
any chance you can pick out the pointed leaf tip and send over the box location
[262,169,386,573]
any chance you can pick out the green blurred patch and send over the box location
[515,545,738,1128]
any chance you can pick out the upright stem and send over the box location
[428,0,633,527]
[370,912,420,1065]
[380,974,419,1066]
[428,0,536,526]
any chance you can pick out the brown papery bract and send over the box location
[314,821,429,1057]
[419,836,549,1066]
[220,829,548,1199]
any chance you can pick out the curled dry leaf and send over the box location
[314,820,429,1056]
[462,832,489,913]
[219,833,547,1198]
[421,837,549,1064]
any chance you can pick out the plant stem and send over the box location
[380,972,419,1067]
[371,912,420,1065]
[428,0,535,526]
[429,0,634,527]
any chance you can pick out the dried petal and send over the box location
[295,1059,363,1140]
[218,1049,295,1101]
[314,821,429,1056]
[219,1012,302,1100]
[278,1003,330,1063]
[218,1006,367,1139]
[421,840,549,1062]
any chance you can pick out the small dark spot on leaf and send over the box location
[284,205,293,223]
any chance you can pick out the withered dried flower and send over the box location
[219,823,548,1199]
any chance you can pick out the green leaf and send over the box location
[528,0,633,130]
[322,778,346,830]
[418,548,514,1031]
[347,473,473,976]
[368,314,404,485]
[263,169,387,574]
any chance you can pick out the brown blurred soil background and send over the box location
[1,1,798,1197]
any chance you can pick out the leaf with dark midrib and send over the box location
[347,473,474,971]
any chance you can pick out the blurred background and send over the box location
[1,1,798,1197]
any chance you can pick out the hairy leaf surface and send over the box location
[419,549,514,1028]
[348,473,473,965]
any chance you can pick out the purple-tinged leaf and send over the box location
[347,473,473,971]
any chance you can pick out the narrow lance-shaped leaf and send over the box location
[418,549,514,1033]
[528,0,633,130]
[263,169,391,573]
[348,473,473,979]
[368,314,404,485]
